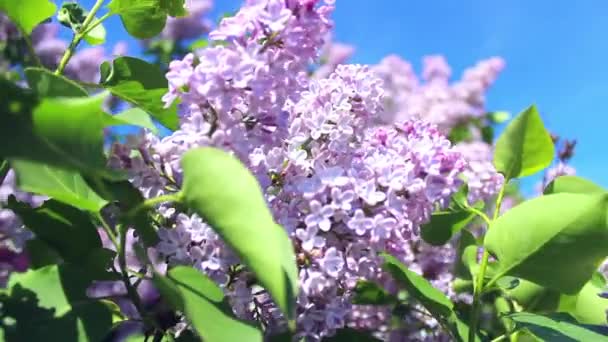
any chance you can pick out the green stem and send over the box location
[468,183,507,342]
[23,34,42,67]
[0,159,9,186]
[490,334,507,342]
[466,206,492,226]
[127,192,183,218]
[80,12,112,37]
[55,0,106,75]
[118,226,161,333]
[96,213,119,248]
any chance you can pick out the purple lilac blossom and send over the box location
[160,0,213,41]
[0,171,44,286]
[109,2,485,339]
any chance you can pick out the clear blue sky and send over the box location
[64,0,608,190]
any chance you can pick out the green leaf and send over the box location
[83,18,106,46]
[558,272,608,325]
[484,193,608,294]
[100,57,178,130]
[0,84,117,177]
[544,175,606,195]
[25,68,88,97]
[454,230,478,280]
[505,278,561,313]
[507,313,608,342]
[108,0,167,39]
[7,198,102,262]
[181,147,298,321]
[25,238,62,269]
[352,280,398,305]
[160,0,186,17]
[501,275,608,324]
[421,207,479,246]
[106,108,159,134]
[448,123,473,144]
[2,265,116,341]
[493,105,555,180]
[322,328,382,341]
[0,0,56,34]
[487,111,511,124]
[421,186,483,246]
[10,161,108,212]
[154,266,262,342]
[381,253,453,317]
[83,178,159,247]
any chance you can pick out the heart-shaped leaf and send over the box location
[10,161,108,212]
[484,193,608,294]
[493,105,555,180]
[0,0,56,34]
[154,266,262,342]
[507,313,608,342]
[544,175,605,195]
[108,0,167,39]
[181,147,298,322]
[100,57,178,130]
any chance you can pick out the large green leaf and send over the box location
[105,108,159,134]
[100,56,178,130]
[180,147,298,321]
[505,273,608,326]
[421,185,484,246]
[25,68,88,97]
[544,175,606,195]
[25,238,62,269]
[381,253,453,317]
[421,207,479,246]
[558,272,608,325]
[0,0,56,34]
[507,313,608,342]
[7,198,101,262]
[505,278,561,313]
[484,193,608,294]
[154,266,262,342]
[2,265,116,341]
[160,0,187,17]
[381,253,478,342]
[0,83,116,177]
[107,0,167,39]
[10,161,108,212]
[83,17,106,46]
[493,105,555,180]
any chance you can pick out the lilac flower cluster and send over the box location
[0,171,44,286]
[373,54,505,130]
[105,1,506,340]
[373,54,506,206]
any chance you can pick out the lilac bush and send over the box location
[0,1,607,342]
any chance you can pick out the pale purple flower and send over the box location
[347,209,374,236]
[295,226,325,251]
[305,200,334,231]
[356,180,386,206]
[330,187,354,211]
[319,247,344,278]
[259,0,293,32]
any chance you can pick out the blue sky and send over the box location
[65,0,608,191]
